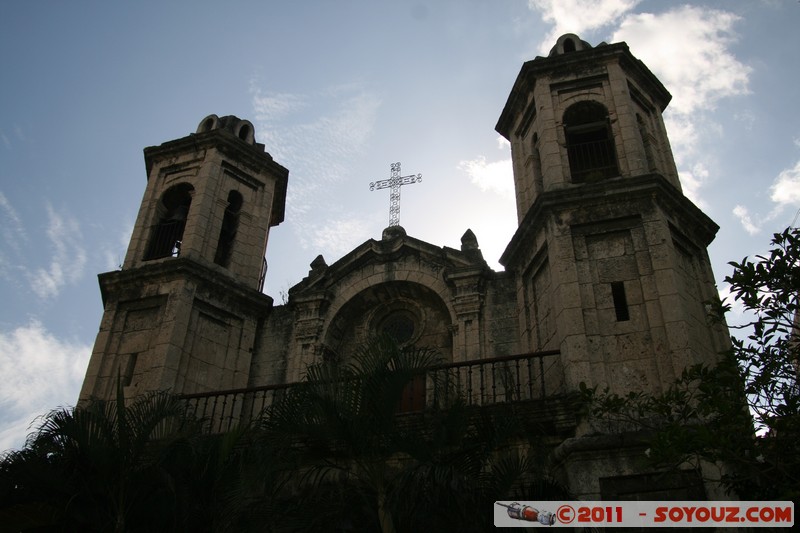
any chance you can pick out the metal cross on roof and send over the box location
[369,162,422,227]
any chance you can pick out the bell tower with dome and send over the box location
[497,33,728,397]
[80,115,288,401]
[496,33,730,497]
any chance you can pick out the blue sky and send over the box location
[1,0,799,451]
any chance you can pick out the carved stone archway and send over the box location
[323,281,453,362]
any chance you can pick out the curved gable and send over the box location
[286,227,490,367]
[324,280,453,361]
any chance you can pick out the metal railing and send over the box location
[181,381,293,434]
[143,220,185,260]
[425,350,563,408]
[567,138,618,182]
[179,350,563,433]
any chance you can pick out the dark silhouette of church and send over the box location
[80,34,730,499]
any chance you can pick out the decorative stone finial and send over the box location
[310,254,327,272]
[382,225,407,241]
[461,228,479,251]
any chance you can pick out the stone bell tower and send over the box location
[496,33,731,499]
[80,115,288,400]
[497,34,729,400]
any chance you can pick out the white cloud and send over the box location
[0,191,28,282]
[734,110,756,131]
[731,160,800,234]
[769,160,800,208]
[733,205,760,236]
[458,156,514,200]
[610,6,750,208]
[101,218,135,271]
[612,6,751,117]
[0,321,92,452]
[0,191,27,252]
[529,0,641,53]
[306,217,372,259]
[252,85,380,170]
[458,135,515,200]
[678,162,711,211]
[662,115,699,164]
[251,90,307,122]
[27,204,87,299]
[251,83,381,255]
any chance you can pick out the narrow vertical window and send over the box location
[611,282,630,322]
[214,190,243,267]
[532,132,543,195]
[123,353,138,387]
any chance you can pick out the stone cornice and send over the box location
[98,257,273,314]
[500,174,719,269]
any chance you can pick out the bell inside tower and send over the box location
[144,183,194,260]
[563,101,618,183]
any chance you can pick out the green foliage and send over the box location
[723,228,800,433]
[582,227,800,499]
[0,388,206,532]
[1,336,567,532]
[261,335,560,533]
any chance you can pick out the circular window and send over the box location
[379,310,417,345]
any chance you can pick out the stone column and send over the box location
[449,270,485,361]
[287,293,328,382]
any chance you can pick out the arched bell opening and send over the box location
[144,183,194,260]
[563,101,619,183]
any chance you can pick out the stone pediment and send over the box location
[282,227,492,365]
[288,226,490,299]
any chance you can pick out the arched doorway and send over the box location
[323,281,453,412]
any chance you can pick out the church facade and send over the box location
[79,34,730,499]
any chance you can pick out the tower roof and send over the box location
[143,114,289,227]
[496,34,672,140]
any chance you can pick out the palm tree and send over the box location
[260,335,565,533]
[259,335,438,531]
[1,341,569,532]
[0,386,206,532]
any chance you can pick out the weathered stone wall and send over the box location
[481,272,520,357]
[80,260,272,401]
[248,303,293,387]
[574,218,660,395]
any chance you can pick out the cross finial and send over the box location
[369,162,422,226]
